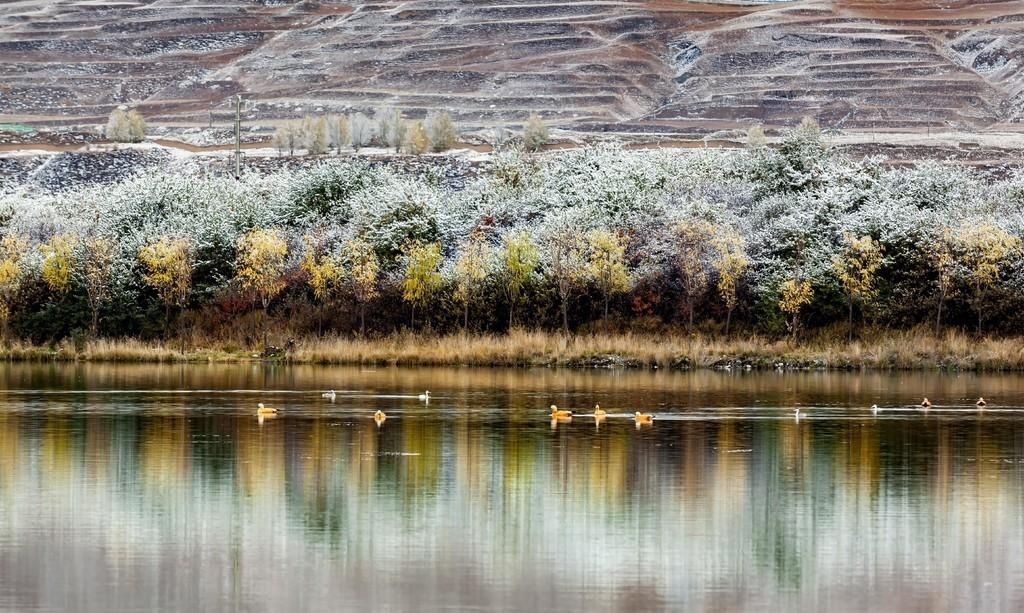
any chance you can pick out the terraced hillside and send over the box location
[1,0,1022,135]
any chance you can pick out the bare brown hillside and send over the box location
[1,0,1022,135]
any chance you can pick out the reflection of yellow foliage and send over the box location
[0,413,17,487]
[401,418,441,496]
[41,414,73,486]
[236,419,285,498]
[140,417,190,492]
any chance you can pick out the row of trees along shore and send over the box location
[4,117,1024,348]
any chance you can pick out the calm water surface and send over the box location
[1,364,1023,612]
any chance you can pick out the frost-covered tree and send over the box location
[349,112,374,151]
[376,107,406,152]
[105,106,146,143]
[523,113,549,152]
[427,111,458,152]
[404,121,429,155]
[329,115,350,153]
[303,115,329,155]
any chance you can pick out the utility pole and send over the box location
[234,94,243,179]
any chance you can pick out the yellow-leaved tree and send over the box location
[301,233,343,336]
[453,231,491,330]
[236,228,288,311]
[0,235,26,339]
[236,228,288,347]
[138,237,191,334]
[779,277,813,339]
[587,229,631,324]
[401,241,443,329]
[712,227,748,335]
[341,236,379,335]
[932,227,957,335]
[832,233,883,340]
[83,237,114,336]
[39,234,76,294]
[674,219,717,331]
[499,231,539,329]
[956,222,1019,334]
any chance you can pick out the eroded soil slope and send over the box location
[1,0,1022,133]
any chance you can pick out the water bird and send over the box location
[593,404,607,419]
[550,405,573,419]
[634,411,654,425]
[418,391,431,401]
[794,407,801,421]
[373,410,387,424]
[871,404,880,415]
[920,397,932,409]
[321,390,336,400]
[256,403,278,416]
[976,397,987,407]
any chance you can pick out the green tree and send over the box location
[499,231,539,329]
[587,229,631,323]
[401,241,443,329]
[453,232,491,330]
[833,233,883,340]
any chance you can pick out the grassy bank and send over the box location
[4,328,1024,371]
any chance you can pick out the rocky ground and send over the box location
[1,0,1023,141]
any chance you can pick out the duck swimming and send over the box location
[921,397,932,408]
[976,397,987,407]
[550,405,573,419]
[321,390,336,400]
[256,403,278,416]
[634,411,654,425]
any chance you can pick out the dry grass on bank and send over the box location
[3,327,1024,370]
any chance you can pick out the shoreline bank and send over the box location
[4,330,1024,372]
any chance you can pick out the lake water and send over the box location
[0,363,1023,612]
